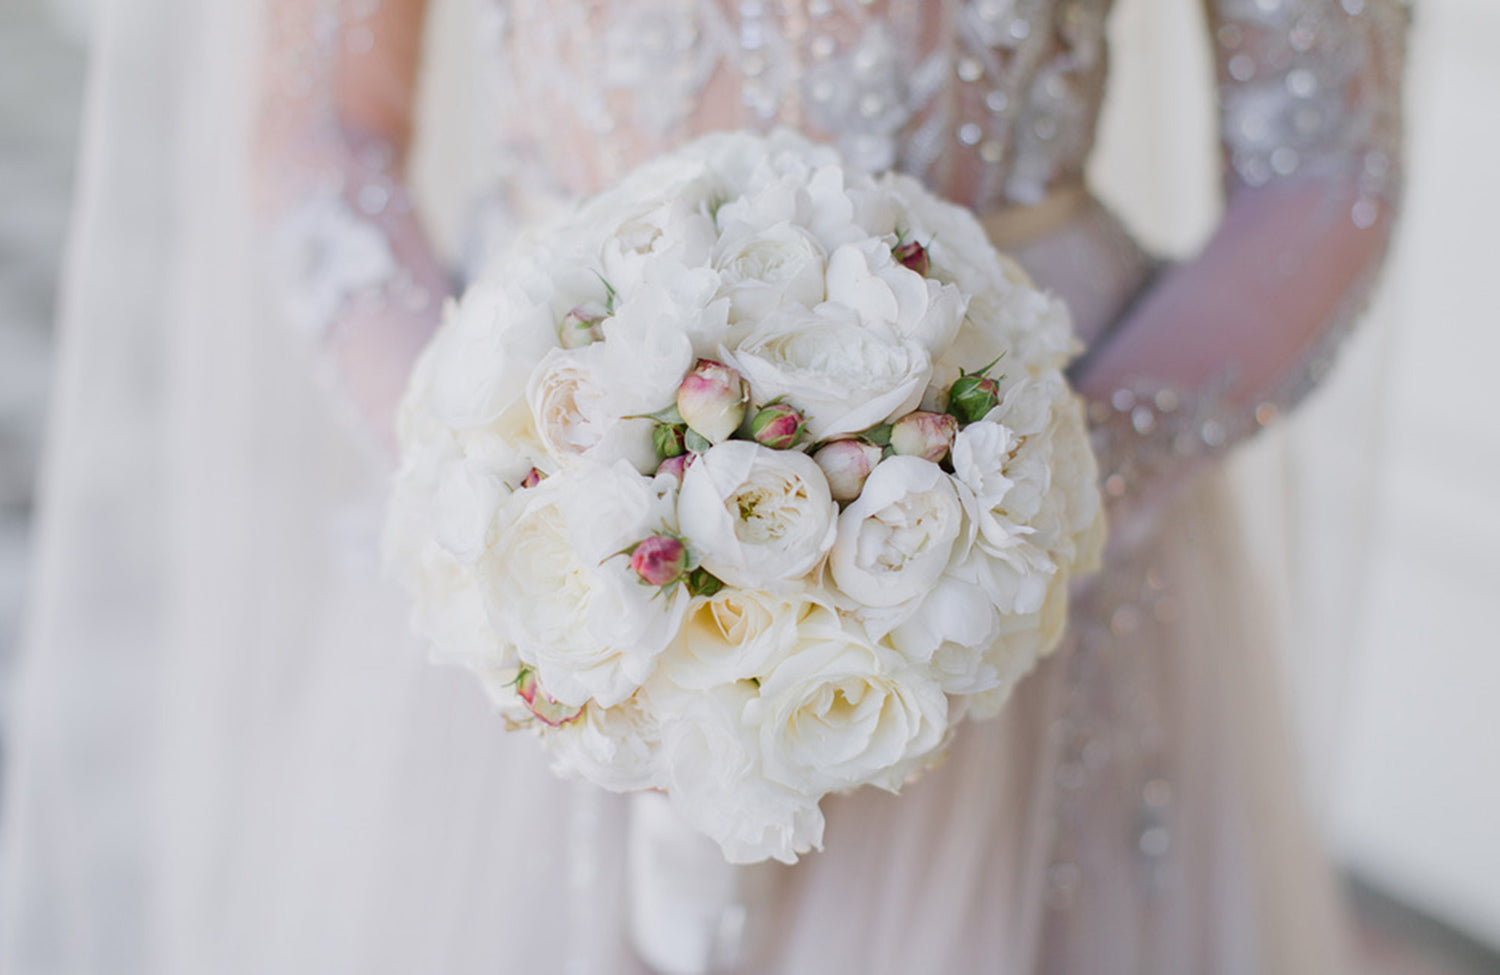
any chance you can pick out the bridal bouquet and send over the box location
[386,130,1103,864]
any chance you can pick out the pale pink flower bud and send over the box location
[890,411,957,463]
[630,534,690,587]
[559,302,607,349]
[750,403,806,450]
[516,669,584,727]
[676,359,748,444]
[656,453,692,482]
[813,439,884,502]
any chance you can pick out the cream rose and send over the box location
[747,610,948,794]
[658,589,818,689]
[829,456,964,609]
[677,442,838,589]
[726,304,931,441]
[481,462,686,707]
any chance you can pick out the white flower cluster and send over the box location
[386,131,1104,864]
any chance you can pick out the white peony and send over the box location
[481,461,686,708]
[728,303,931,441]
[747,609,948,795]
[677,442,838,590]
[829,455,964,609]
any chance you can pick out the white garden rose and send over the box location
[747,609,948,795]
[712,220,827,322]
[678,442,838,589]
[526,310,692,473]
[655,681,825,865]
[824,238,967,353]
[424,277,558,430]
[728,303,931,441]
[481,461,686,707]
[658,589,819,689]
[542,695,663,792]
[829,456,964,609]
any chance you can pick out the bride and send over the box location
[0,0,1406,972]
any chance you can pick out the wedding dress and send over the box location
[0,0,1407,972]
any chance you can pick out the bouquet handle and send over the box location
[627,791,748,974]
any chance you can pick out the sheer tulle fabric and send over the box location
[0,0,1388,971]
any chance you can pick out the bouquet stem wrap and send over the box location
[627,792,748,974]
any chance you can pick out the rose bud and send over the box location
[891,239,929,276]
[653,422,687,459]
[813,439,884,502]
[519,467,544,489]
[656,453,691,482]
[558,302,607,349]
[516,669,584,727]
[890,411,957,463]
[629,533,690,587]
[676,359,748,444]
[946,372,1001,425]
[750,403,806,450]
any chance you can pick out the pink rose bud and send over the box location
[813,439,884,502]
[629,534,690,587]
[890,411,957,463]
[559,302,607,349]
[750,403,806,450]
[520,467,544,489]
[656,453,692,482]
[516,669,584,727]
[892,239,930,276]
[676,359,748,444]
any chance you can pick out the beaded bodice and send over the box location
[474,0,1404,224]
[479,0,1110,212]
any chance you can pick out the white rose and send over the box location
[424,265,564,431]
[727,304,931,441]
[655,682,825,865]
[482,462,686,707]
[677,442,838,590]
[658,589,819,689]
[746,610,948,794]
[965,574,1071,720]
[829,456,964,609]
[526,310,692,472]
[824,238,967,353]
[886,555,1002,693]
[712,220,827,322]
[542,695,662,792]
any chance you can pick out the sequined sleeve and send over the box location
[257,0,446,440]
[1084,0,1409,531]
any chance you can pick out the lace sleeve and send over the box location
[256,0,447,446]
[1077,0,1410,539]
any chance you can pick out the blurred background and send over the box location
[0,0,1495,972]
